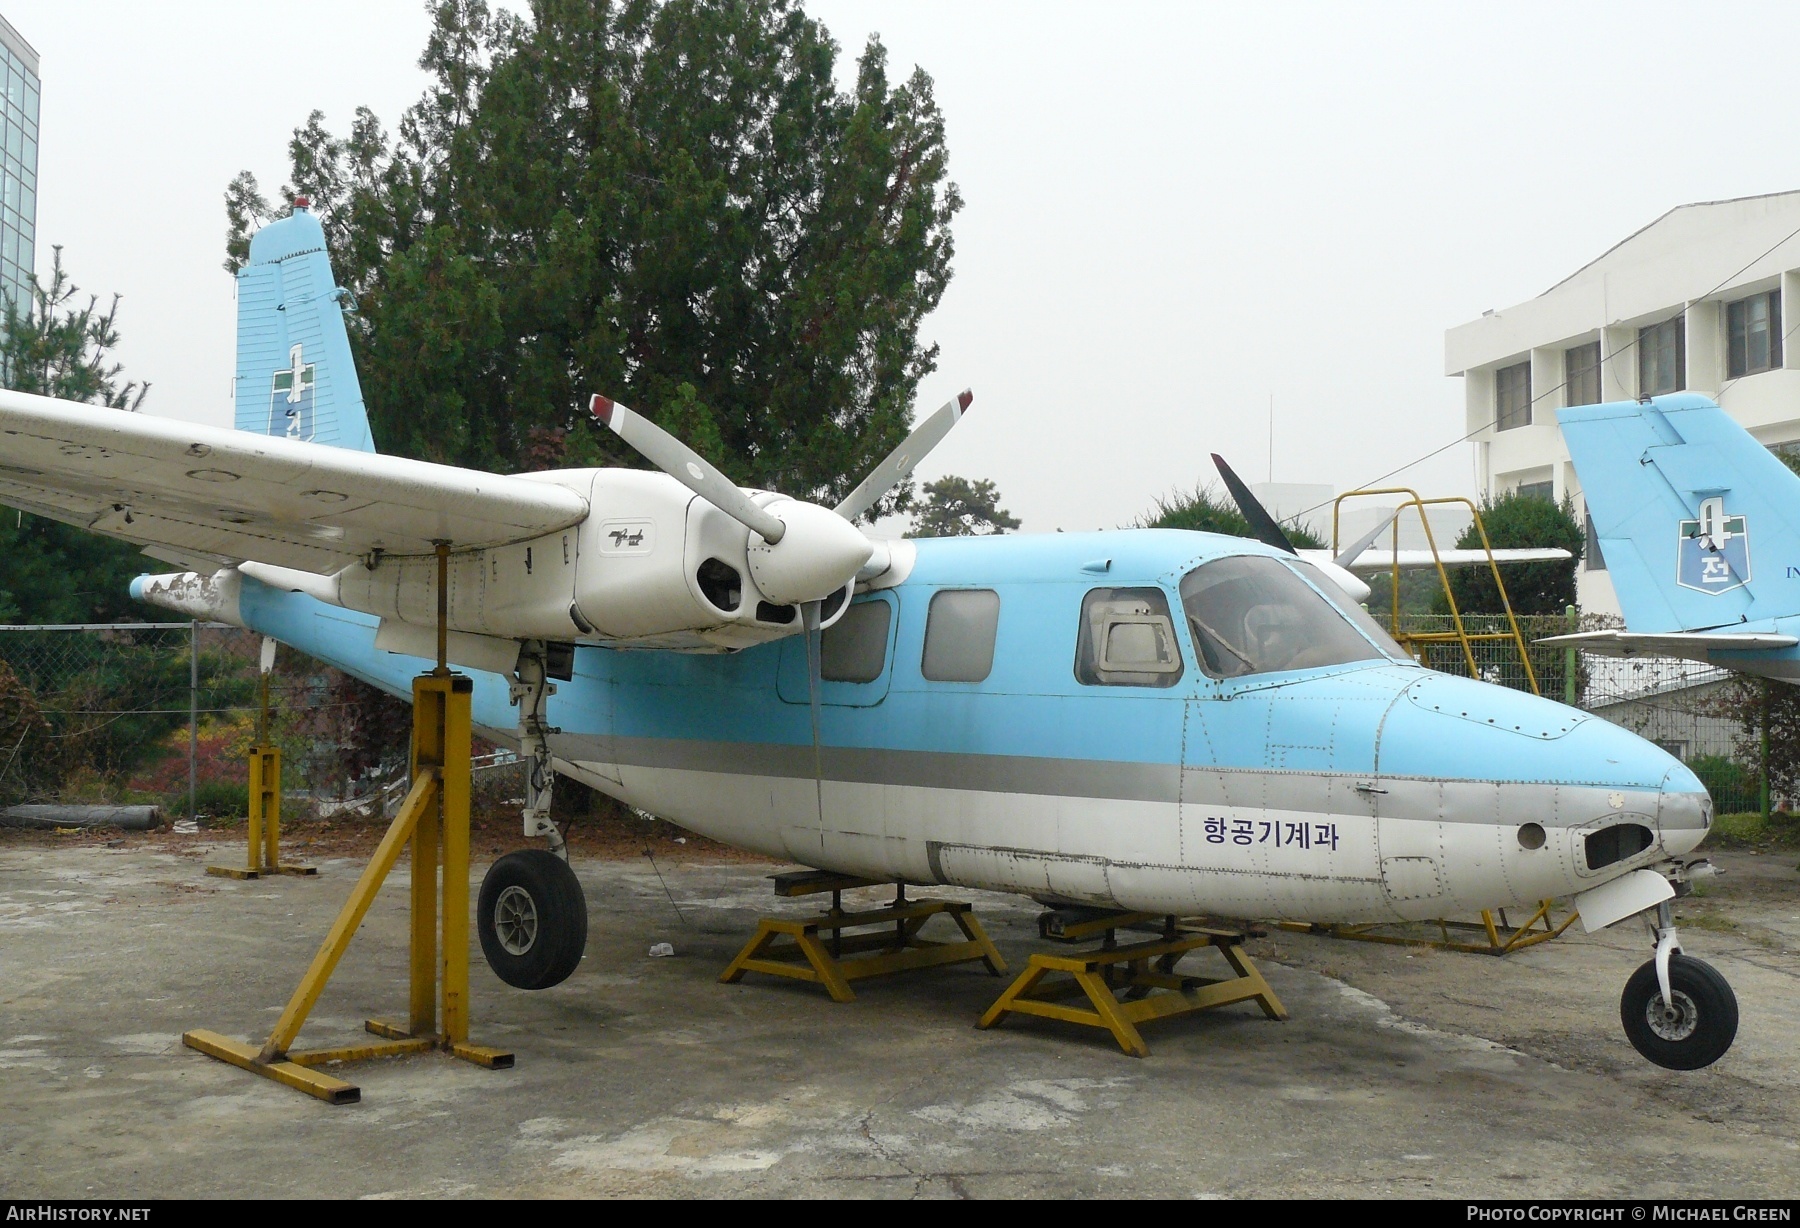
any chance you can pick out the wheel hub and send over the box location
[1646,988,1700,1042]
[494,885,539,956]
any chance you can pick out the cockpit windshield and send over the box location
[1178,554,1399,679]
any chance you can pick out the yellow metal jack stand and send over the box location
[978,912,1287,1058]
[1277,898,1579,956]
[720,870,1007,1002]
[205,745,316,880]
[207,646,313,880]
[184,546,512,1103]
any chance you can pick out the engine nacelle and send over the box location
[329,469,851,653]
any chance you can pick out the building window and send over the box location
[1638,315,1685,396]
[1516,480,1554,503]
[1074,587,1184,687]
[921,589,1000,682]
[1584,509,1606,571]
[1494,361,1531,431]
[1727,290,1782,378]
[1564,341,1602,407]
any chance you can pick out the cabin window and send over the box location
[1179,556,1389,679]
[922,589,1000,683]
[821,600,892,684]
[1075,587,1184,687]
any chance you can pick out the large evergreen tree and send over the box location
[1438,491,1585,616]
[227,0,960,516]
[0,247,164,624]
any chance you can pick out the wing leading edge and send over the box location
[0,389,589,572]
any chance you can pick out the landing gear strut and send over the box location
[476,644,588,989]
[1620,900,1737,1070]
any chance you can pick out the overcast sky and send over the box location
[12,1,1800,534]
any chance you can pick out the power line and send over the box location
[1295,215,1800,520]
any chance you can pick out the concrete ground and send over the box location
[3,834,1798,1199]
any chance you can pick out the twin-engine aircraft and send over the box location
[0,205,1733,1067]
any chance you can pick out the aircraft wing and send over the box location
[0,390,589,572]
[1535,629,1799,657]
[1342,548,1572,572]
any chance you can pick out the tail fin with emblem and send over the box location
[233,199,377,453]
[1559,393,1800,632]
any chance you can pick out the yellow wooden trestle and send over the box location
[720,871,1007,1002]
[184,665,512,1104]
[978,913,1287,1058]
[1276,898,1579,956]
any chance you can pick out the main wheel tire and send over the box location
[478,850,588,990]
[1620,954,1738,1070]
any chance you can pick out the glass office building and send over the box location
[0,14,36,317]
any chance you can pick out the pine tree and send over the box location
[906,476,1020,538]
[226,0,960,517]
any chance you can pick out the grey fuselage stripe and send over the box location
[549,734,1685,828]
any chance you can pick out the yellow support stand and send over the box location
[978,914,1286,1058]
[1277,898,1579,956]
[206,744,315,880]
[185,544,512,1103]
[720,872,1007,1002]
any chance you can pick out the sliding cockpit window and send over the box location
[1178,555,1389,679]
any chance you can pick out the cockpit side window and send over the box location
[1075,586,1184,687]
[1178,555,1388,679]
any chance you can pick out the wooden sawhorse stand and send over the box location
[978,912,1286,1057]
[720,871,1007,1002]
[184,668,512,1103]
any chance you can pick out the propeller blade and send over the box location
[1210,453,1298,555]
[589,393,787,543]
[834,390,973,522]
[1333,509,1398,567]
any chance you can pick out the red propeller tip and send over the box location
[588,394,615,425]
[957,389,973,413]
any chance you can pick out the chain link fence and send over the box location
[1394,611,1762,814]
[0,621,420,818]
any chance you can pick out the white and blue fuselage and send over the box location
[200,528,1708,926]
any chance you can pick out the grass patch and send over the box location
[1709,810,1800,849]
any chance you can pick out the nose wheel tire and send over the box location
[1620,954,1737,1070]
[478,850,588,990]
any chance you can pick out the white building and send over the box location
[1446,191,1800,615]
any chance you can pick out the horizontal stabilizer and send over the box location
[0,389,589,572]
[1536,629,1798,658]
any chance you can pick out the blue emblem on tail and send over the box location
[1677,497,1750,594]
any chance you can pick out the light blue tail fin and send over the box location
[234,203,377,453]
[1560,393,1800,632]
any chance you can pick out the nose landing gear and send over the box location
[1620,901,1738,1070]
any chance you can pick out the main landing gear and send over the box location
[1620,898,1738,1070]
[477,644,589,990]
